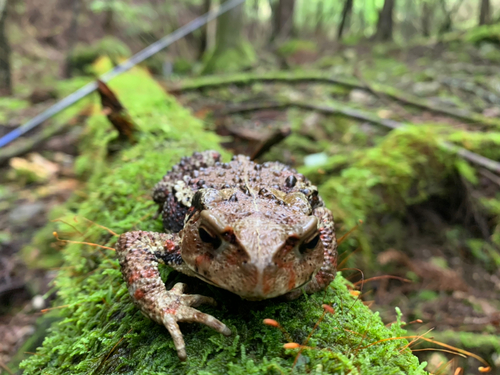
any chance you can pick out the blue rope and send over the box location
[0,0,246,149]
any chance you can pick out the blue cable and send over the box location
[0,0,246,149]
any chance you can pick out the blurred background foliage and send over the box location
[1,0,500,374]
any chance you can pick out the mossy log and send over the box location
[19,68,427,374]
[165,70,500,130]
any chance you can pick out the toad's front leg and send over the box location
[116,231,231,361]
[305,206,338,293]
[284,207,338,300]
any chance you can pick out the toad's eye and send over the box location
[199,227,222,249]
[299,234,320,254]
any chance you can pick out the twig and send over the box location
[212,98,500,174]
[438,77,500,105]
[297,101,500,174]
[167,71,500,129]
[479,168,500,188]
[251,126,291,160]
[353,66,412,121]
[0,360,13,375]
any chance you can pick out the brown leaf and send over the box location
[96,80,136,143]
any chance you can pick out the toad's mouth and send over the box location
[190,266,316,300]
[191,271,220,288]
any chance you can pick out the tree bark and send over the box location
[315,1,323,35]
[421,1,432,37]
[63,0,81,78]
[201,0,256,73]
[0,0,11,96]
[198,0,211,59]
[271,0,295,41]
[438,0,452,34]
[374,0,395,42]
[337,0,353,40]
[479,0,491,25]
[216,0,244,53]
[103,0,115,35]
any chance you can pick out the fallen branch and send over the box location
[0,111,87,165]
[251,126,291,160]
[166,71,500,130]
[438,77,500,105]
[217,99,500,174]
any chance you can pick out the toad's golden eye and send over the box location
[299,234,320,255]
[199,227,222,249]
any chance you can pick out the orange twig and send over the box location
[337,220,363,245]
[51,218,84,235]
[358,335,491,372]
[412,348,466,358]
[0,360,13,375]
[53,232,115,251]
[80,217,119,237]
[352,275,411,286]
[338,247,362,270]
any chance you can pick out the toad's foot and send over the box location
[116,231,231,361]
[158,282,231,360]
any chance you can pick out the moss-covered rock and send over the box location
[19,68,427,374]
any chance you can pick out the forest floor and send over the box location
[1,39,500,374]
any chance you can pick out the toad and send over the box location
[116,151,337,360]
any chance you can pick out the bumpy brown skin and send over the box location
[116,151,337,361]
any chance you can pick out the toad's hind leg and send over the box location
[152,150,221,232]
[116,231,231,361]
[152,151,221,208]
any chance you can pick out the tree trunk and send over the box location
[438,0,455,34]
[374,0,395,42]
[63,0,81,78]
[421,1,432,37]
[249,0,260,39]
[103,0,115,35]
[216,0,244,52]
[0,0,11,96]
[315,1,323,36]
[201,0,256,73]
[271,0,295,41]
[337,0,353,40]
[401,0,417,40]
[197,0,211,59]
[479,0,491,25]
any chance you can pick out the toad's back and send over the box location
[152,152,324,233]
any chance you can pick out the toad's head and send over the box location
[180,187,324,300]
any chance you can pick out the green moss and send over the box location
[0,97,29,123]
[277,40,317,57]
[174,58,194,75]
[19,69,426,374]
[0,97,29,110]
[202,42,257,75]
[69,37,132,75]
[465,24,500,45]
